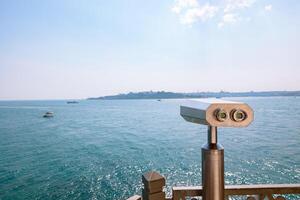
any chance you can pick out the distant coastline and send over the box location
[87,90,300,100]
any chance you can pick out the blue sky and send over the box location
[0,0,299,100]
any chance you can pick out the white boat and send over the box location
[43,112,54,118]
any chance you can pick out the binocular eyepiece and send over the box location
[180,99,253,127]
[215,109,247,122]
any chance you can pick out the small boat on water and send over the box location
[67,101,79,104]
[43,112,54,118]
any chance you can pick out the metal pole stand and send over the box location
[202,126,225,200]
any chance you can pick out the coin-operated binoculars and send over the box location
[180,99,254,200]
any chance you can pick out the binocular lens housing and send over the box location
[215,109,228,122]
[214,109,247,122]
[231,109,247,122]
[180,99,253,127]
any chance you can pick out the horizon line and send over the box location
[1,89,300,101]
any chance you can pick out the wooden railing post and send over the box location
[142,171,166,200]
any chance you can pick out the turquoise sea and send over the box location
[0,97,299,199]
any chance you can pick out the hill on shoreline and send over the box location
[87,90,300,100]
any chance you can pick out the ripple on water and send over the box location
[0,97,299,199]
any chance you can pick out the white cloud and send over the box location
[224,0,255,13]
[172,0,262,27]
[171,0,199,14]
[218,13,240,28]
[265,4,272,11]
[218,0,255,28]
[179,4,219,25]
[223,13,239,23]
[172,1,218,25]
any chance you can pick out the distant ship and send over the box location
[67,101,79,104]
[43,112,54,118]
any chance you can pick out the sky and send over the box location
[0,0,300,100]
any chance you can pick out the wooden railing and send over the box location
[127,171,300,200]
[172,184,300,200]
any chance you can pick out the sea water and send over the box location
[0,97,299,199]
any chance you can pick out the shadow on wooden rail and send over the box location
[127,171,300,200]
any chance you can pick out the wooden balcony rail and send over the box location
[127,171,300,200]
[172,184,300,200]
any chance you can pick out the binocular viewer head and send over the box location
[180,99,253,127]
